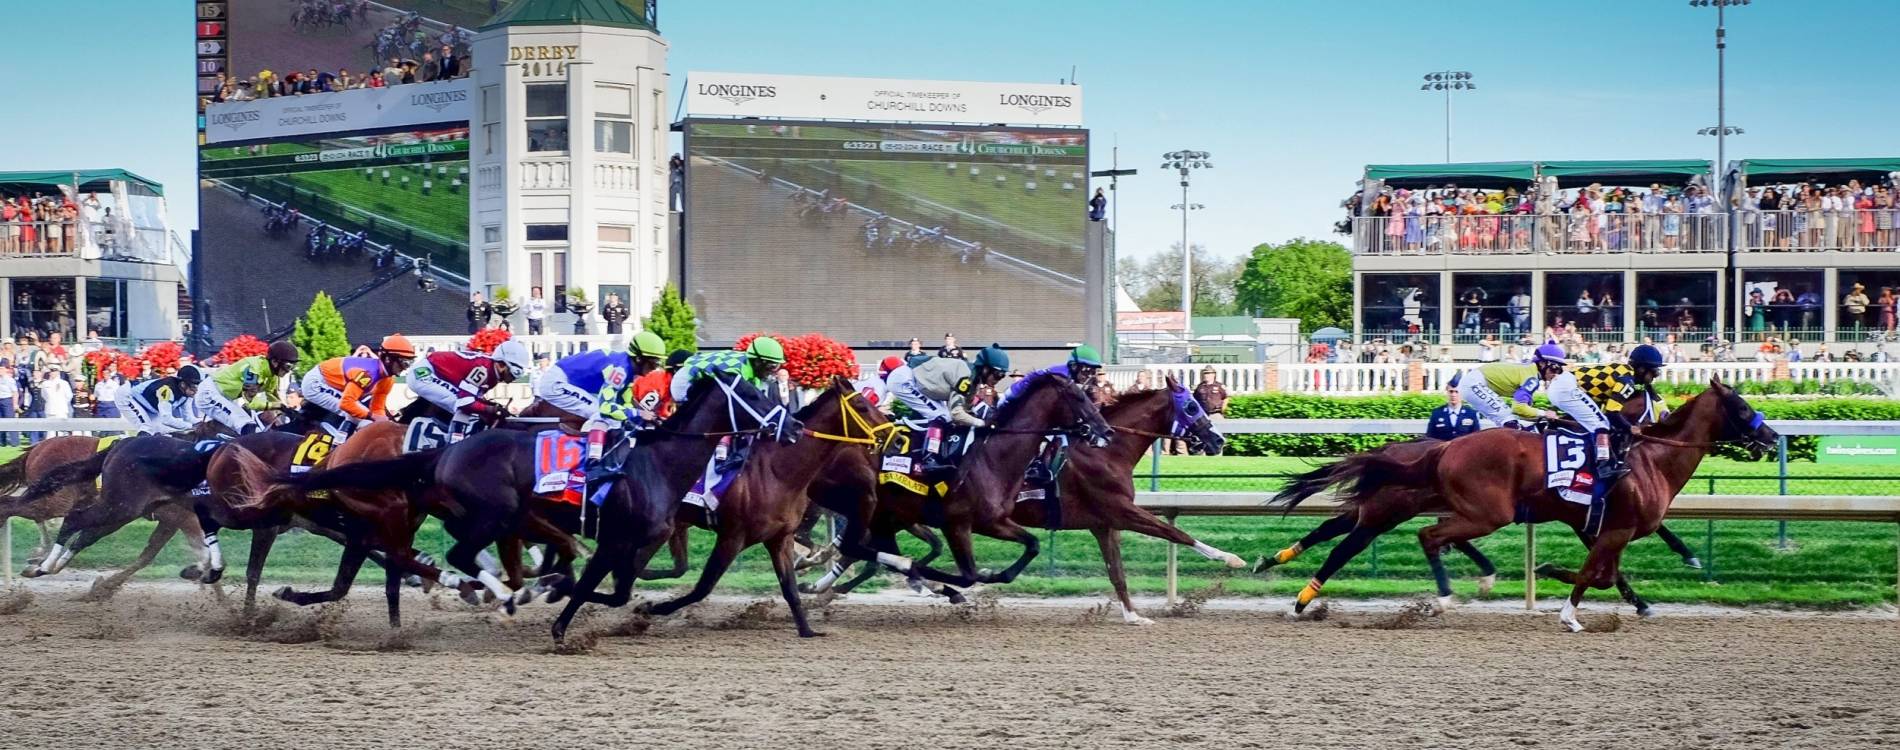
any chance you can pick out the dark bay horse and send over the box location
[629,381,894,638]
[547,376,792,640]
[20,436,216,583]
[803,373,1114,595]
[0,435,100,565]
[816,378,1244,624]
[1271,379,1776,631]
[1256,394,1703,615]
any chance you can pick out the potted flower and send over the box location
[489,286,521,330]
[564,288,594,335]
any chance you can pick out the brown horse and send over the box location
[1272,379,1777,631]
[803,373,1115,594]
[20,436,216,583]
[545,376,792,640]
[1,435,105,565]
[629,381,894,638]
[1256,393,1703,615]
[815,379,1245,624]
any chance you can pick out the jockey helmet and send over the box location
[878,356,903,376]
[177,364,204,386]
[1532,343,1569,366]
[665,350,692,372]
[748,336,786,364]
[629,331,667,360]
[1068,344,1103,367]
[266,340,300,366]
[974,344,1010,373]
[1628,344,1666,369]
[492,339,532,380]
[379,334,417,359]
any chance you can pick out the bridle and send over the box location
[1633,393,1771,452]
[802,390,896,453]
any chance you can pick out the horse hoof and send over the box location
[1122,613,1156,626]
[1221,553,1247,569]
[499,599,518,617]
[271,586,295,601]
[20,567,44,579]
[179,565,202,581]
[1635,605,1654,618]
[1682,557,1703,570]
[1476,574,1497,596]
[944,590,967,605]
[200,568,225,585]
[796,583,818,595]
[1436,595,1456,612]
[1561,620,1585,633]
[632,601,654,617]
[514,587,538,607]
[1250,556,1278,574]
[458,587,483,606]
[798,629,827,638]
[1532,563,1561,577]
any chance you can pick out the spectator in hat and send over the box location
[1193,366,1229,419]
[1427,375,1482,438]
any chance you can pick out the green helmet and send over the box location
[629,331,667,359]
[1068,344,1103,367]
[974,344,1010,373]
[748,336,786,364]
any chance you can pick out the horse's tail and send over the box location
[222,443,281,510]
[280,448,442,497]
[1271,441,1447,512]
[12,449,111,508]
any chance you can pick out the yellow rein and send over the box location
[802,391,896,449]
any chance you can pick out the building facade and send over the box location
[468,0,671,332]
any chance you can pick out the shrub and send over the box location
[466,328,512,354]
[211,335,268,365]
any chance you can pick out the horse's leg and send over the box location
[766,533,822,638]
[274,543,368,607]
[551,543,618,641]
[973,518,1039,585]
[85,510,186,600]
[906,522,983,589]
[1536,527,1651,616]
[444,534,517,615]
[1653,524,1701,568]
[641,532,744,617]
[1415,515,1506,609]
[1090,527,1149,625]
[1295,514,1408,614]
[1559,528,1636,633]
[384,559,403,628]
[1256,512,1357,572]
[635,523,690,580]
[907,523,945,591]
[1111,505,1246,568]
[1451,540,1499,595]
[243,527,279,614]
[31,519,54,563]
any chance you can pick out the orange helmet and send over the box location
[379,334,417,358]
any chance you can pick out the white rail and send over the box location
[1104,361,1900,396]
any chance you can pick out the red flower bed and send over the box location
[736,332,858,389]
[139,341,185,373]
[466,328,513,354]
[211,335,268,365]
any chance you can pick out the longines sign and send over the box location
[685,72,1083,127]
[203,79,474,144]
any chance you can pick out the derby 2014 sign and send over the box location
[685,72,1083,127]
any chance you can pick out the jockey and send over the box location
[858,355,905,413]
[533,330,668,467]
[967,344,1011,418]
[199,341,299,435]
[1561,343,1668,478]
[668,337,784,406]
[999,344,1096,406]
[1456,342,1571,430]
[120,364,205,435]
[887,355,986,474]
[403,338,531,437]
[298,334,416,441]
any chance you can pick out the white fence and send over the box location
[1106,361,1900,396]
[407,334,622,360]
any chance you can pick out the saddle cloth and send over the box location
[532,432,586,502]
[290,432,334,475]
[403,418,448,453]
[682,459,738,512]
[1543,427,1610,537]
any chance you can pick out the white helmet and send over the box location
[492,340,532,379]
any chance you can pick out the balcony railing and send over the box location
[0,221,83,258]
[1738,209,1900,252]
[1352,213,1726,255]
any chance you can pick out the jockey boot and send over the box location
[919,449,958,478]
[1023,457,1054,486]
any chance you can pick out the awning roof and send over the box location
[1363,162,1535,190]
[1538,159,1711,188]
[1731,158,1900,185]
[0,169,164,196]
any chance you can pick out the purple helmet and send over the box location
[1533,343,1569,365]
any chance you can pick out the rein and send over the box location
[1632,405,1767,449]
[803,391,896,449]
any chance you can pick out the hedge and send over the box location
[1221,394,1900,461]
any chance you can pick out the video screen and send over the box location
[197,127,470,338]
[684,121,1090,347]
[224,0,494,90]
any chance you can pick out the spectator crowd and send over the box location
[1738,176,1900,251]
[208,45,466,104]
[1351,180,1722,254]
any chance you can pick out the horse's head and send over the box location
[796,377,895,455]
[1164,375,1225,456]
[997,373,1112,447]
[1706,377,1778,456]
[673,374,802,443]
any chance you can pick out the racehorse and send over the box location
[627,380,893,638]
[814,379,1246,625]
[20,436,216,584]
[1256,394,1704,615]
[1270,380,1776,631]
[1,435,210,594]
[546,376,792,641]
[803,373,1114,595]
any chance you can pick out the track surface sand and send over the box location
[2,583,1896,749]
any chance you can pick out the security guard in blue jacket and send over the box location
[1426,374,1483,440]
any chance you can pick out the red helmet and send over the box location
[879,356,903,375]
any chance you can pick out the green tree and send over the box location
[1234,238,1352,333]
[643,284,699,353]
[1115,243,1240,316]
[291,291,350,377]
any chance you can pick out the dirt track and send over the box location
[2,584,1897,749]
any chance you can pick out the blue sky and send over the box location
[7,0,1899,264]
